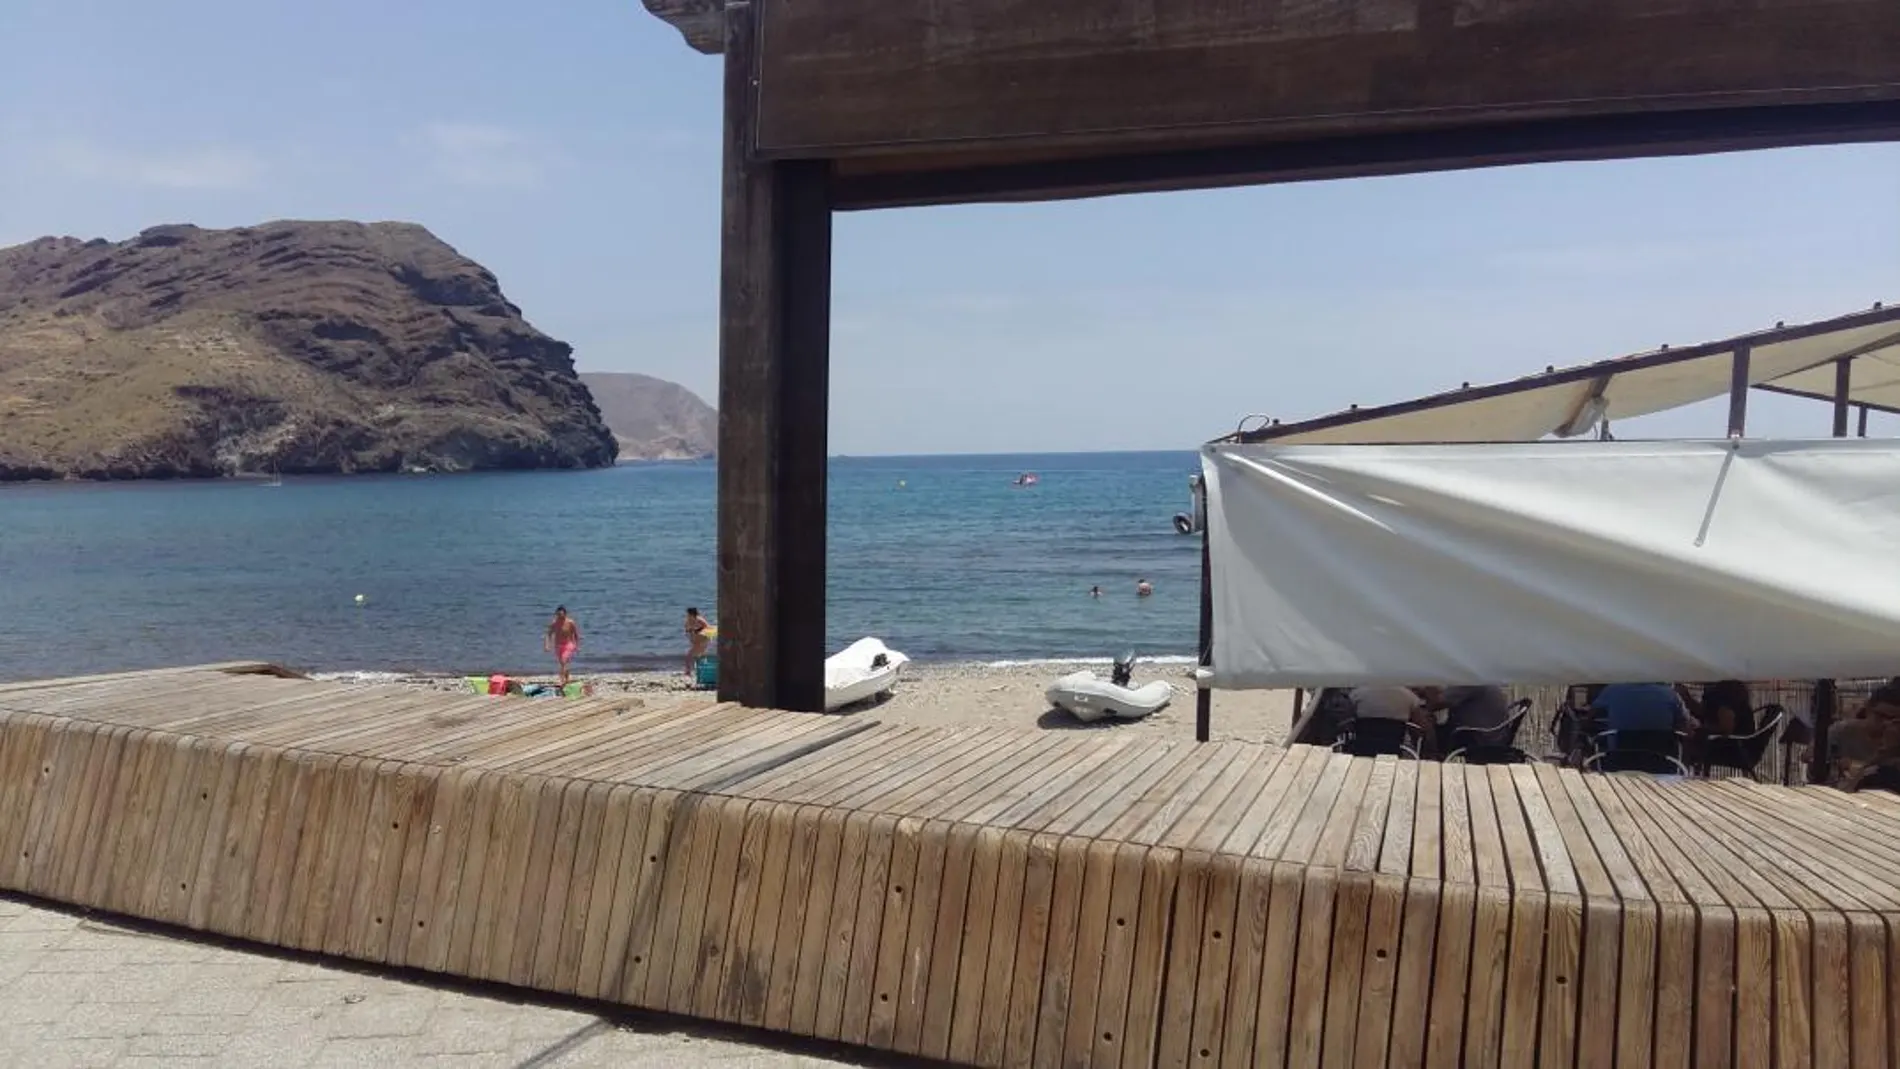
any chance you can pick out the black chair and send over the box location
[1302,688,1357,748]
[1551,703,1600,769]
[1584,729,1691,776]
[1333,716,1422,759]
[1443,698,1535,765]
[1694,705,1785,780]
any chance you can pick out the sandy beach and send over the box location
[344,661,1301,747]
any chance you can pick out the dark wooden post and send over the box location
[1859,405,1870,437]
[1196,519,1213,742]
[717,0,832,711]
[1726,344,1750,436]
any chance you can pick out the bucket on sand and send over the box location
[694,654,719,689]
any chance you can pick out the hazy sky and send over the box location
[2,0,1897,453]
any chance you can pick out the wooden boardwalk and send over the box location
[1,664,1896,1068]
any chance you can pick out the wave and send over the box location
[309,670,414,684]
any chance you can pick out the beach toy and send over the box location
[694,654,719,689]
[703,626,718,640]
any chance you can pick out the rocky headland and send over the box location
[0,220,620,480]
[578,371,715,461]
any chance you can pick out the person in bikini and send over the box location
[684,607,711,676]
[544,606,581,687]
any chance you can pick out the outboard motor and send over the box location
[1110,652,1137,688]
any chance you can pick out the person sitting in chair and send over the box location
[1431,684,1515,752]
[1590,683,1700,735]
[1830,680,1900,791]
[1347,685,1438,755]
[1678,680,1754,737]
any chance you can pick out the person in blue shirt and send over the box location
[1589,683,1701,734]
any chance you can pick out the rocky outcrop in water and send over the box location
[0,220,618,480]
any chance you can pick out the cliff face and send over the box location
[578,372,716,461]
[0,221,617,480]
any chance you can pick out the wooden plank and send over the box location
[787,803,848,1035]
[730,800,799,1026]
[597,789,666,1003]
[685,798,757,1018]
[862,815,921,1050]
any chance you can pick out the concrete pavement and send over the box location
[0,893,929,1069]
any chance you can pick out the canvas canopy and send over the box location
[1200,438,1900,689]
[1236,305,1900,446]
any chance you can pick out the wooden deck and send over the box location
[1,664,1896,1067]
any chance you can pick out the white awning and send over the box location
[1201,439,1900,689]
[1234,305,1900,446]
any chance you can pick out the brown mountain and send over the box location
[579,372,716,461]
[0,220,617,480]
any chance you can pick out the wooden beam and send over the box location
[754,0,1900,159]
[717,0,832,712]
[831,98,1900,210]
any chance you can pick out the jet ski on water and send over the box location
[1014,472,1039,487]
[1046,652,1175,723]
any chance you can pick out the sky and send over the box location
[1,0,1897,454]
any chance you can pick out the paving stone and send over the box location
[305,1036,424,1067]
[413,1008,517,1055]
[123,1030,234,1058]
[83,963,207,1004]
[47,1000,156,1040]
[9,1036,124,1068]
[0,899,900,1069]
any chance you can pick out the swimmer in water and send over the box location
[1089,585,1103,598]
[1135,579,1154,597]
[544,606,581,687]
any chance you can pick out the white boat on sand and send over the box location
[1046,655,1174,723]
[824,637,910,711]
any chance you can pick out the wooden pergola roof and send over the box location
[638,0,1900,715]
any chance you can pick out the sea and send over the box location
[0,451,1205,683]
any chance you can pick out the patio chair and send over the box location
[1551,703,1599,768]
[1444,698,1535,765]
[1584,729,1691,776]
[1694,704,1785,780]
[1332,717,1422,759]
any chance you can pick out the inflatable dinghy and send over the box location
[824,637,910,711]
[1046,653,1174,723]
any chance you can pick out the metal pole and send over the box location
[1859,405,1870,438]
[1195,517,1213,743]
[1813,359,1853,782]
[1810,679,1838,785]
[1727,344,1750,436]
[1833,358,1852,437]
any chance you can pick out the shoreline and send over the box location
[312,659,1298,746]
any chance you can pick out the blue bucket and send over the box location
[694,654,719,688]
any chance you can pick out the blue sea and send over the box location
[0,452,1205,682]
